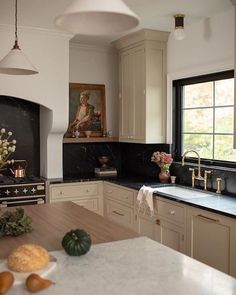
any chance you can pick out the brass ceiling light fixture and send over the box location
[174,14,185,41]
[0,0,38,75]
[55,0,139,35]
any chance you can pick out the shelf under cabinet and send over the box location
[63,137,118,143]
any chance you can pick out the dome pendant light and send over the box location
[0,0,38,75]
[55,0,139,35]
[174,14,185,41]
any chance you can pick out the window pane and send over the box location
[215,78,234,106]
[214,135,236,161]
[183,134,213,159]
[183,109,213,133]
[183,82,213,108]
[215,107,233,134]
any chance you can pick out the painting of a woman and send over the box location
[66,83,106,137]
[71,91,95,131]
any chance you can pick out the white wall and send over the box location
[0,25,71,179]
[166,8,234,143]
[69,43,119,136]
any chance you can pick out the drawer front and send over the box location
[50,183,98,200]
[105,199,134,229]
[72,198,99,213]
[157,198,185,224]
[104,184,134,205]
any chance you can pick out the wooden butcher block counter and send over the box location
[0,201,139,258]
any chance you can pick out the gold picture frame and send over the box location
[65,83,106,138]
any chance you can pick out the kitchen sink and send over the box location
[154,185,212,200]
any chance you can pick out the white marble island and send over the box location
[9,237,236,295]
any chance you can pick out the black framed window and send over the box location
[173,70,236,167]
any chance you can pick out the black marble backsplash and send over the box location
[0,96,40,176]
[63,142,170,180]
[170,162,236,197]
[63,141,236,196]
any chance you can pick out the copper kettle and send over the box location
[10,160,27,178]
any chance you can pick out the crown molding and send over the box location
[70,42,116,54]
[0,24,73,40]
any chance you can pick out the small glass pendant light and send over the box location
[55,0,139,35]
[0,0,38,75]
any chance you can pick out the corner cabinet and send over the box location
[113,29,169,143]
[49,181,103,216]
[103,182,137,231]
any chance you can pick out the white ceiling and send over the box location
[0,0,233,44]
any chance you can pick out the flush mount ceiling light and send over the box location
[55,0,139,35]
[174,14,185,41]
[0,0,38,75]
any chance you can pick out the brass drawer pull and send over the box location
[156,219,160,225]
[169,210,175,215]
[112,210,124,216]
[197,214,219,223]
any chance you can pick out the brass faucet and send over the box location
[182,150,211,190]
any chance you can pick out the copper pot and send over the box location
[10,160,27,178]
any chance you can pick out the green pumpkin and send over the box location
[62,229,92,256]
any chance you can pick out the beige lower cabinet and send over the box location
[154,197,186,254]
[137,213,156,240]
[49,181,103,216]
[186,207,236,277]
[103,182,137,231]
[136,196,186,254]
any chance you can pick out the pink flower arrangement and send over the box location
[151,151,173,170]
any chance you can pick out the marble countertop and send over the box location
[47,176,236,219]
[103,177,236,219]
[9,237,236,295]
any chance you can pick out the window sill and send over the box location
[173,161,236,173]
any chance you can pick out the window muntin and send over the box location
[173,71,236,166]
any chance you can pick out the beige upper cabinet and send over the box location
[113,29,169,143]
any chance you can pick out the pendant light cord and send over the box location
[13,0,20,49]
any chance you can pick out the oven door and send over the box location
[0,197,45,208]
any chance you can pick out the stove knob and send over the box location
[23,188,28,194]
[31,187,36,193]
[14,189,19,195]
[5,189,10,195]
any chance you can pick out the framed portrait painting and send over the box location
[65,83,106,137]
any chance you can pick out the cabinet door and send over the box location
[119,51,133,140]
[137,214,155,240]
[132,47,145,141]
[155,219,185,253]
[119,46,145,142]
[189,213,230,274]
[187,208,231,274]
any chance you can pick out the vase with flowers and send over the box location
[0,128,16,173]
[151,151,173,183]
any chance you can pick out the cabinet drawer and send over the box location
[157,199,185,224]
[105,199,134,229]
[50,183,98,200]
[72,198,99,213]
[104,184,134,205]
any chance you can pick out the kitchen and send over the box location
[0,0,236,294]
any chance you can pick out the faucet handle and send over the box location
[189,168,195,187]
[203,170,211,190]
[216,177,222,194]
[204,170,212,176]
